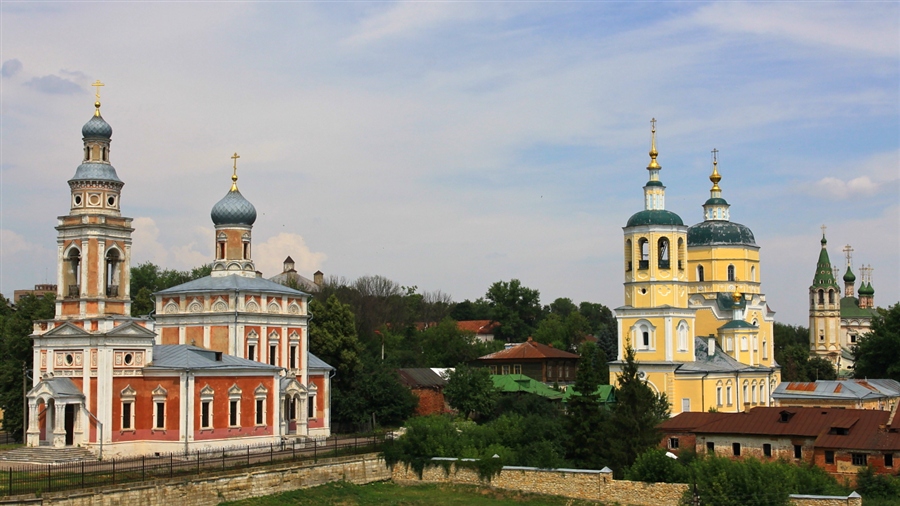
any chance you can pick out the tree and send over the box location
[309,294,364,381]
[547,297,578,318]
[773,322,837,382]
[444,365,498,420]
[129,262,211,316]
[853,304,900,382]
[564,341,609,469]
[579,302,616,360]
[450,298,492,321]
[485,279,542,342]
[0,294,55,440]
[608,345,669,476]
[419,318,494,367]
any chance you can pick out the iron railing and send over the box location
[1,433,387,498]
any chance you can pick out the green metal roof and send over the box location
[811,239,839,288]
[490,374,564,399]
[687,220,756,247]
[719,320,757,330]
[703,197,729,206]
[645,180,664,187]
[840,297,879,318]
[626,209,684,227]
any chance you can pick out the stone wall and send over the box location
[790,493,862,506]
[391,461,688,506]
[9,453,388,506]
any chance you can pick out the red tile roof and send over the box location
[456,320,499,335]
[658,412,733,432]
[478,338,579,361]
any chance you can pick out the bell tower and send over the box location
[55,82,133,318]
[809,227,841,363]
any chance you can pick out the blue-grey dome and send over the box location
[70,162,122,183]
[82,114,112,139]
[687,220,756,247]
[211,189,257,226]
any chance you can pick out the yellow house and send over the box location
[610,122,781,416]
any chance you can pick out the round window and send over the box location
[107,195,116,207]
[88,194,101,206]
[65,354,74,366]
[73,194,83,206]
[124,353,134,366]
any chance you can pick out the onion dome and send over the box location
[626,119,684,228]
[82,110,112,139]
[858,282,874,296]
[211,156,257,226]
[211,188,257,226]
[843,266,856,283]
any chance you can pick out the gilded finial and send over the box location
[91,80,105,117]
[710,148,721,191]
[230,152,241,191]
[820,224,827,245]
[647,118,661,170]
[732,289,742,304]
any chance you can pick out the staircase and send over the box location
[0,446,96,464]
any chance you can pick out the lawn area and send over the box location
[220,481,605,505]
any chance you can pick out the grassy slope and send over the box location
[220,481,607,505]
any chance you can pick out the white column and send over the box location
[52,402,67,447]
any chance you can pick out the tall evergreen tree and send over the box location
[609,345,669,476]
[565,341,609,468]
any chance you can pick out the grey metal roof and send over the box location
[148,345,281,371]
[28,377,85,399]
[397,368,447,388]
[210,189,257,226]
[773,379,900,401]
[155,274,309,297]
[676,337,774,374]
[82,114,112,138]
[70,162,122,183]
[308,352,334,371]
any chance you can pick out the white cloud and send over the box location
[253,233,326,279]
[343,3,482,46]
[0,228,43,257]
[131,217,211,270]
[814,176,878,200]
[810,151,900,200]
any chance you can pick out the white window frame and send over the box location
[677,320,689,352]
[254,385,268,426]
[726,385,733,406]
[200,385,215,429]
[120,385,136,431]
[228,385,243,428]
[152,385,168,430]
[716,384,723,406]
[308,392,317,420]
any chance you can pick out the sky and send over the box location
[1,2,897,327]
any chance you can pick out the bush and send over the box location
[626,449,689,483]
[856,466,900,501]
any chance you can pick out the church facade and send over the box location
[808,235,878,372]
[25,95,331,457]
[610,121,780,416]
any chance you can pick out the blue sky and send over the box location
[1,2,897,326]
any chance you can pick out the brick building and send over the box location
[25,95,331,457]
[397,368,448,416]
[477,337,579,385]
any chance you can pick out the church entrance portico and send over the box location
[26,377,85,448]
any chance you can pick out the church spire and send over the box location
[812,227,839,289]
[642,118,666,211]
[702,149,731,221]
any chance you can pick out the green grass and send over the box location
[220,481,607,505]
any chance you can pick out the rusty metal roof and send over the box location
[478,338,579,361]
[397,368,447,389]
[658,412,733,432]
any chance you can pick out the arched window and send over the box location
[697,265,705,282]
[242,233,251,260]
[105,249,122,297]
[828,289,835,304]
[638,238,650,269]
[677,320,689,352]
[677,238,685,270]
[625,239,633,272]
[217,233,226,260]
[65,248,81,297]
[658,238,670,269]
[633,320,655,351]
[750,266,756,282]
[727,264,735,282]
[818,289,824,305]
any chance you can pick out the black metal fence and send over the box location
[1,433,387,498]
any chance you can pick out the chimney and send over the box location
[708,336,716,357]
[314,270,324,286]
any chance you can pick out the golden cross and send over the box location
[842,244,853,266]
[650,118,656,131]
[91,80,105,100]
[231,152,240,172]
[230,153,240,190]
[711,148,718,164]
[821,224,827,236]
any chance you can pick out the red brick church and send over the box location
[25,93,331,457]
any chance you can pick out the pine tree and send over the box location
[609,345,669,476]
[565,341,609,468]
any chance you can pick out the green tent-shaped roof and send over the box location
[811,235,839,288]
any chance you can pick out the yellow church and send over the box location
[609,120,780,415]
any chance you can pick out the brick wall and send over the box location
[20,453,388,506]
[411,388,446,416]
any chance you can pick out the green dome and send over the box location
[626,209,684,227]
[858,282,874,296]
[843,266,856,283]
[687,220,756,247]
[704,197,729,206]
